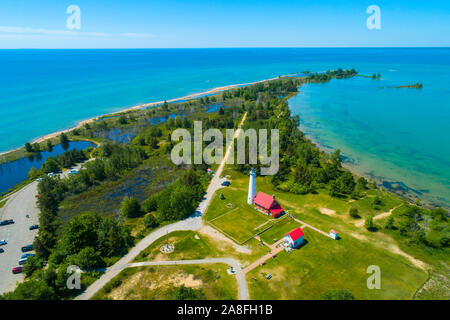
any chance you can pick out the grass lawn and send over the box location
[259,217,301,245]
[92,264,238,300]
[133,230,270,269]
[134,231,217,262]
[205,184,271,244]
[246,228,427,300]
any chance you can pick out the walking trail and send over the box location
[75,113,247,300]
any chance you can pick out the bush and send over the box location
[120,196,142,218]
[320,289,354,300]
[67,247,105,270]
[144,213,158,229]
[349,207,360,218]
[365,215,376,231]
[142,194,159,213]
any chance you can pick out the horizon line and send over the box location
[1,46,449,50]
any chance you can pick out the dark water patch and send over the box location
[0,140,96,195]
[58,160,183,222]
[93,126,140,145]
[206,103,224,113]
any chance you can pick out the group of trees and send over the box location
[226,73,367,199]
[2,211,132,300]
[141,169,205,223]
[391,205,449,249]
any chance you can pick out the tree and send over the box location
[143,213,158,229]
[24,256,43,277]
[46,140,53,151]
[349,207,360,218]
[431,208,447,222]
[32,143,41,153]
[25,142,33,153]
[337,171,355,195]
[1,279,57,300]
[60,133,69,150]
[120,196,142,218]
[67,246,105,270]
[320,289,354,300]
[220,192,225,200]
[142,194,159,213]
[329,180,339,197]
[365,215,375,231]
[42,157,61,174]
[61,212,101,254]
[372,196,383,208]
[97,217,132,257]
[385,215,395,230]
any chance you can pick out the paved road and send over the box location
[0,159,94,295]
[125,258,248,300]
[0,181,39,295]
[76,113,248,300]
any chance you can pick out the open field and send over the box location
[92,264,238,300]
[246,228,427,300]
[202,166,440,299]
[134,230,269,269]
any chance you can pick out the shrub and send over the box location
[144,213,158,229]
[120,196,142,218]
[349,207,360,218]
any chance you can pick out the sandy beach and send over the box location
[0,74,294,158]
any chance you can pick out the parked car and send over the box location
[221,181,231,186]
[29,224,39,230]
[0,220,8,226]
[12,267,23,274]
[18,258,28,265]
[21,244,33,252]
[21,253,34,259]
[0,240,7,246]
[6,219,14,224]
[0,248,4,253]
[35,194,40,198]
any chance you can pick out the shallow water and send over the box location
[0,140,95,194]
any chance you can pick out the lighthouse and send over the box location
[247,168,257,205]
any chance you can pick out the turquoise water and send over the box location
[0,48,449,207]
[288,60,450,208]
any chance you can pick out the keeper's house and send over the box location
[284,227,304,248]
[252,192,285,218]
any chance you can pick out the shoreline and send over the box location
[0,73,300,158]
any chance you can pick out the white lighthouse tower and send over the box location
[247,168,257,205]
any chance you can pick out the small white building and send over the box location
[329,229,338,240]
[283,227,304,248]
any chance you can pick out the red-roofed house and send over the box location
[284,227,304,248]
[252,192,285,218]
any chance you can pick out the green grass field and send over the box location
[246,228,427,300]
[202,166,435,300]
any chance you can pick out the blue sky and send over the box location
[0,0,448,48]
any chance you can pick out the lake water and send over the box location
[0,48,449,207]
[0,140,95,194]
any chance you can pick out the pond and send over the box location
[0,140,96,195]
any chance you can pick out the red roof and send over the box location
[330,229,338,234]
[286,227,304,241]
[253,192,276,209]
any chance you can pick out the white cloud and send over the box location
[0,26,112,37]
